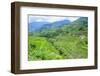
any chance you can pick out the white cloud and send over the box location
[46,16,67,22]
[67,17,80,22]
[35,19,44,22]
[29,15,80,23]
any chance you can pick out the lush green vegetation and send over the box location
[28,17,88,61]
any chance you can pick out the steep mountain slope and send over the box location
[41,19,70,29]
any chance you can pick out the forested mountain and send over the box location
[28,19,70,32]
[28,17,88,60]
[28,22,49,32]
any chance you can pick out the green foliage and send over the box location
[28,17,88,61]
[51,35,87,59]
[28,36,63,60]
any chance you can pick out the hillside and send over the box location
[28,19,70,32]
[28,17,88,61]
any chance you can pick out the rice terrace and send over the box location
[28,15,88,61]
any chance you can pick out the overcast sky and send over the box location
[28,15,80,23]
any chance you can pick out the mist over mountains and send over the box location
[28,19,71,32]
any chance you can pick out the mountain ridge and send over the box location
[28,19,71,32]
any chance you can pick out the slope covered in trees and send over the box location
[28,17,88,61]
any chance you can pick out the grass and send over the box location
[28,35,88,61]
[28,36,63,61]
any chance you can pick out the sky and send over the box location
[28,15,80,23]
